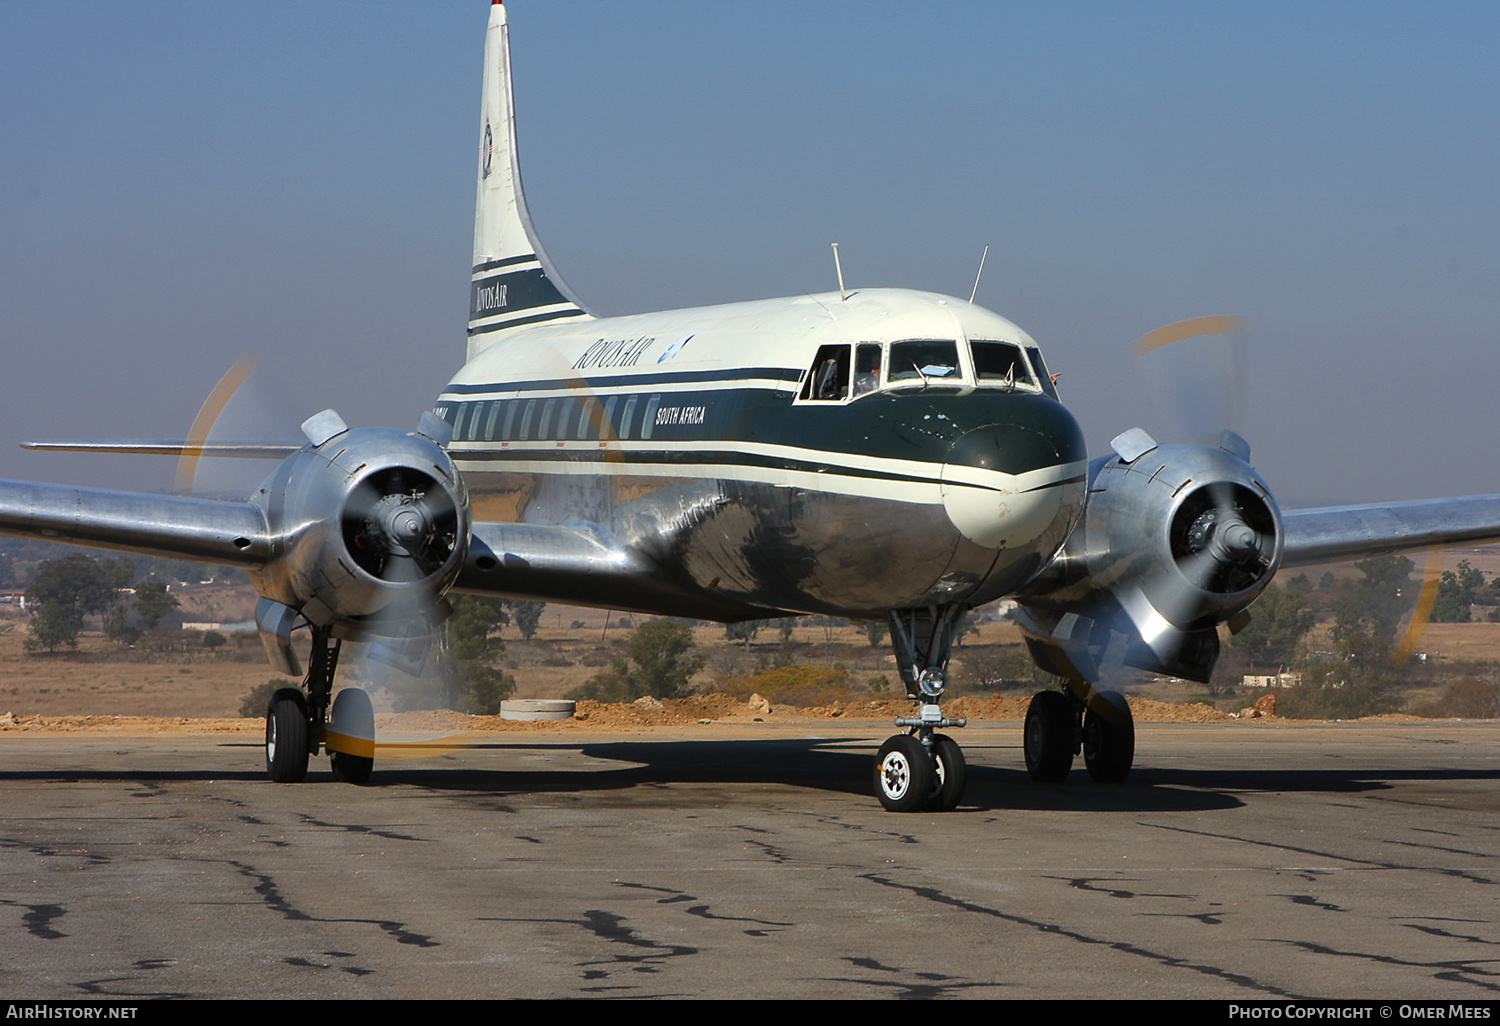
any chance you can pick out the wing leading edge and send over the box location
[1280,494,1500,567]
[0,478,271,566]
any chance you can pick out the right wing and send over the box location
[0,478,271,566]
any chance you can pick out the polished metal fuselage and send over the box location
[440,288,1090,621]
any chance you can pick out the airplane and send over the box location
[5,0,1500,811]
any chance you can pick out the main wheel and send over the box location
[1024,690,1075,782]
[925,733,967,812]
[266,687,310,783]
[1082,689,1135,782]
[328,687,375,784]
[874,734,934,813]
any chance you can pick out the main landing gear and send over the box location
[1023,683,1134,783]
[264,626,375,784]
[874,607,970,812]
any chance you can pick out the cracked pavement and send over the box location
[2,720,1498,998]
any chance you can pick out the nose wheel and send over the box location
[874,731,969,813]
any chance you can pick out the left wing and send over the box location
[1280,494,1500,566]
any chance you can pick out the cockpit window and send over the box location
[1026,345,1059,399]
[853,344,882,397]
[799,344,851,401]
[888,339,961,384]
[970,340,1036,390]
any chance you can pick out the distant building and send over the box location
[1242,673,1303,688]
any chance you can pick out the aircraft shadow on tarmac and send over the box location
[7,736,1493,813]
[231,736,1494,813]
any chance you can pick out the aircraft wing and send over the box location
[21,439,302,459]
[1280,494,1500,567]
[0,479,271,566]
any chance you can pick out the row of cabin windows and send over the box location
[446,394,664,444]
[798,338,1058,402]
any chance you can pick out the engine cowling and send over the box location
[1019,429,1282,682]
[249,412,469,647]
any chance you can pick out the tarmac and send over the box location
[3,718,1499,999]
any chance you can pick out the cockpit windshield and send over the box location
[888,339,961,383]
[970,340,1037,389]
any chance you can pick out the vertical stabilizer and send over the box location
[469,1,591,358]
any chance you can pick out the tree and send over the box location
[105,607,141,647]
[1432,560,1485,623]
[133,581,180,631]
[570,619,706,702]
[508,599,544,641]
[25,553,134,652]
[1279,601,1401,719]
[27,553,132,622]
[441,596,515,714]
[1351,555,1416,640]
[25,600,83,652]
[725,620,760,647]
[862,620,887,647]
[1230,581,1314,667]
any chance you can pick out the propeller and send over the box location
[1132,315,1246,447]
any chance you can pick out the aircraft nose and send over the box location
[940,401,1086,550]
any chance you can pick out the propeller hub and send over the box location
[386,506,428,546]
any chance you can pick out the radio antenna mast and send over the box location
[969,244,990,304]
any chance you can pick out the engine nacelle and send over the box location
[249,414,470,647]
[1019,430,1282,682]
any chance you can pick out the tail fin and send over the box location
[469,1,591,358]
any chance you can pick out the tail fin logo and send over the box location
[482,122,493,179]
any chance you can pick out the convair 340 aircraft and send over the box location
[6,1,1500,810]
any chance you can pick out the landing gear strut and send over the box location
[1023,681,1135,783]
[873,607,970,812]
[263,626,370,783]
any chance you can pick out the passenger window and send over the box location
[620,397,638,438]
[888,340,960,383]
[539,399,556,439]
[482,401,501,440]
[642,395,661,439]
[576,398,597,440]
[519,399,536,440]
[971,340,1035,389]
[468,401,491,441]
[853,344,882,397]
[799,344,851,401]
[501,400,518,439]
[602,397,618,439]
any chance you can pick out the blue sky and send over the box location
[2,1,1497,505]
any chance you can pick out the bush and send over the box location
[240,678,296,718]
[569,620,705,701]
[718,663,866,708]
[1412,677,1499,719]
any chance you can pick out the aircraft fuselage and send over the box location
[438,287,1088,621]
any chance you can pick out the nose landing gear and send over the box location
[875,607,970,812]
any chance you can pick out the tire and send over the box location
[329,687,375,785]
[1083,689,1134,783]
[266,688,310,783]
[874,734,934,813]
[1024,690,1075,782]
[925,733,967,812]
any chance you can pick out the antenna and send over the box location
[968,244,990,304]
[831,243,848,301]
